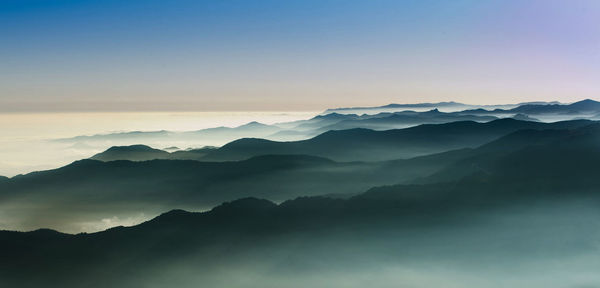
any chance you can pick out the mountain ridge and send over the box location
[200,118,594,162]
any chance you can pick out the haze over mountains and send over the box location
[3,120,600,286]
[2,99,600,287]
[462,99,600,119]
[7,0,600,285]
[51,99,600,159]
[54,108,502,147]
[90,145,217,162]
[324,100,563,114]
[0,117,597,231]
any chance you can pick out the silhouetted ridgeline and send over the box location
[0,152,467,232]
[200,118,592,161]
[462,99,600,115]
[82,118,587,164]
[0,119,597,232]
[3,143,600,288]
[281,109,501,133]
[56,100,598,149]
[3,120,600,287]
[323,100,509,113]
[323,100,600,115]
[91,145,216,161]
[511,98,600,114]
[91,144,169,161]
[58,121,281,144]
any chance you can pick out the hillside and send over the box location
[3,129,600,288]
[2,119,597,233]
[200,119,593,161]
[90,145,216,161]
[0,150,470,232]
[90,145,170,161]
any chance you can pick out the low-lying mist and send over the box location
[4,198,598,288]
[0,111,317,177]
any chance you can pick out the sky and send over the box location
[1,0,599,112]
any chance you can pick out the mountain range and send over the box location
[1,118,596,232]
[90,118,590,163]
[3,100,600,288]
[90,145,217,161]
[462,99,600,116]
[53,100,600,160]
[198,118,591,162]
[3,121,600,286]
[323,100,564,114]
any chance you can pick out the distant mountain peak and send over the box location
[29,228,66,236]
[570,99,600,107]
[239,121,269,128]
[576,98,598,103]
[105,144,157,151]
[90,144,169,162]
[315,112,357,119]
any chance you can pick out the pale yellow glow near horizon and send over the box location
[0,111,319,177]
[0,111,318,140]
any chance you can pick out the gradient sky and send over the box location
[1,0,599,111]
